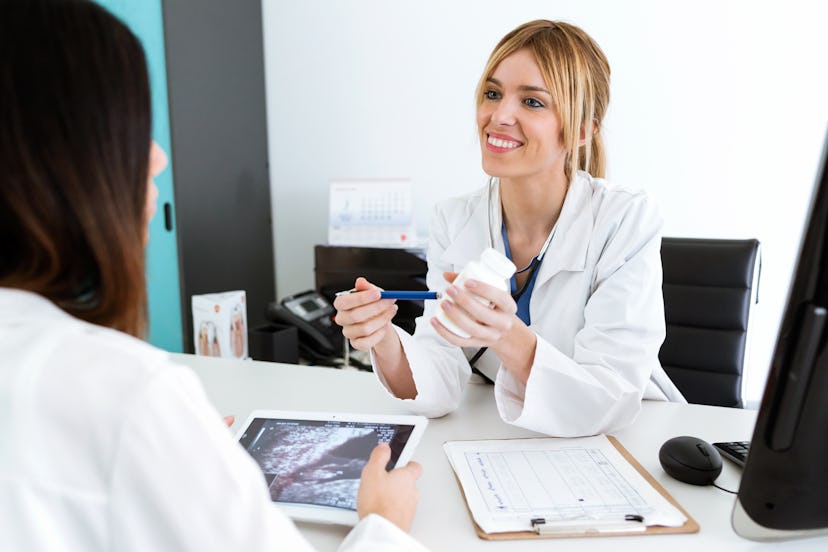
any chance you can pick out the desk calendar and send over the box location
[328,179,417,247]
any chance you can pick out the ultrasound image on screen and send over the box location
[239,418,414,511]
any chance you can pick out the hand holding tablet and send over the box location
[357,442,423,532]
[236,410,428,526]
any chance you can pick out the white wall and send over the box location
[262,0,828,405]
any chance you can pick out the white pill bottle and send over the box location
[434,247,517,338]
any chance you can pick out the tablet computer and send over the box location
[236,409,428,525]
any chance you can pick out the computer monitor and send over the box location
[314,245,428,334]
[733,131,828,541]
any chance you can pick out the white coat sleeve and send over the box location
[109,363,426,551]
[495,195,666,437]
[371,204,471,418]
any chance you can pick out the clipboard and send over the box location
[448,435,699,540]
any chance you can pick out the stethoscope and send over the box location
[470,178,558,374]
[486,176,557,299]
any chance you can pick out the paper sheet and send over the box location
[444,435,687,535]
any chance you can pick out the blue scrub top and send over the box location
[501,224,542,326]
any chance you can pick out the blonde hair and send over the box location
[475,20,610,181]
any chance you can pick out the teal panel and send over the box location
[95,0,183,352]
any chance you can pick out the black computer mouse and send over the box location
[659,435,723,486]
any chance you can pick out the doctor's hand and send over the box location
[431,272,519,349]
[357,443,422,532]
[333,277,399,351]
[435,272,537,384]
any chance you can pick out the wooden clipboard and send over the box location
[450,435,699,540]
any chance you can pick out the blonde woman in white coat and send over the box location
[334,20,685,438]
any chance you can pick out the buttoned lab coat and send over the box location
[0,289,426,552]
[372,171,686,437]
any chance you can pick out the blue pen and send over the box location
[380,290,441,300]
[335,289,441,300]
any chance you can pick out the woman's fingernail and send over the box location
[446,286,458,297]
[465,279,476,289]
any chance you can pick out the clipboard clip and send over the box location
[530,514,646,535]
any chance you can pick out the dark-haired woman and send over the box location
[0,1,425,550]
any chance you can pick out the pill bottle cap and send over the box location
[480,248,517,279]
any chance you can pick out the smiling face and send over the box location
[477,48,567,183]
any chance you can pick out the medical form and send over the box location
[444,435,687,536]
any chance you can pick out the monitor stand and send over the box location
[732,498,828,541]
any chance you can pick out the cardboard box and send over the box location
[192,290,248,359]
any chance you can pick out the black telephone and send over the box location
[265,290,343,360]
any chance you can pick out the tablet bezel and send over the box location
[235,409,428,526]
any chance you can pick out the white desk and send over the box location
[174,354,827,551]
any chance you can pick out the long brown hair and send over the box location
[476,20,611,181]
[0,0,152,337]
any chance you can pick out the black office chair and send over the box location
[659,238,760,408]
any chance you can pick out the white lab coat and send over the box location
[372,171,685,437]
[0,288,426,552]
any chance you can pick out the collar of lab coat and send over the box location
[533,171,594,288]
[440,171,593,287]
[0,287,67,322]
